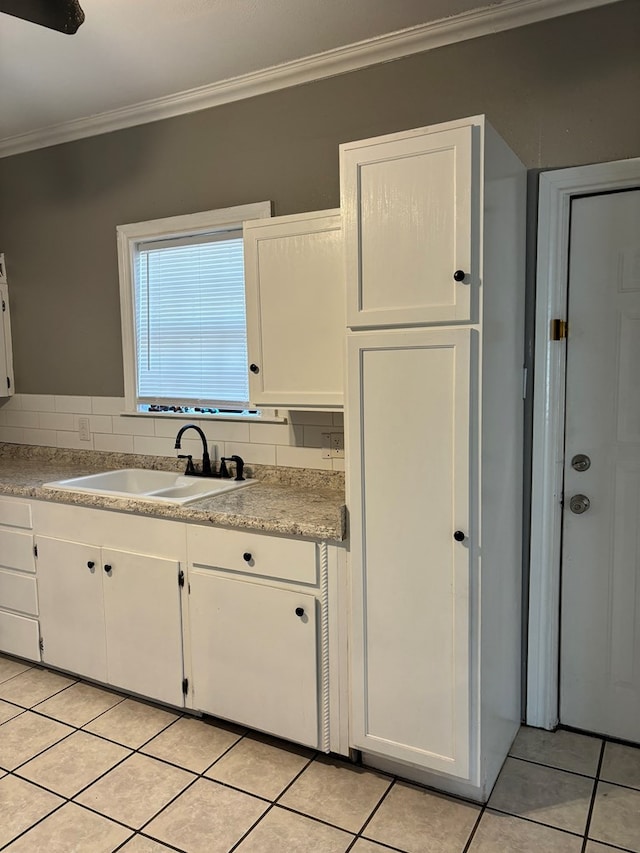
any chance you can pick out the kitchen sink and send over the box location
[42,469,256,505]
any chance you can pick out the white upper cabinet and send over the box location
[0,255,15,397]
[340,124,474,328]
[244,209,345,409]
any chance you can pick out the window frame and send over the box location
[117,201,272,415]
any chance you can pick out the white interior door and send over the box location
[560,189,640,741]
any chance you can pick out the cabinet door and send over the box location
[37,536,107,681]
[341,124,474,328]
[102,549,184,707]
[0,282,14,397]
[347,327,472,778]
[244,210,344,408]
[190,572,318,747]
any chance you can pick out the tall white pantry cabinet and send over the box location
[341,115,526,801]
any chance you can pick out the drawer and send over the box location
[0,569,38,616]
[0,498,32,530]
[0,610,40,661]
[187,525,317,585]
[0,529,35,573]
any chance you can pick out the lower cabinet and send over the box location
[6,500,338,755]
[189,573,319,747]
[0,497,40,661]
[185,524,328,749]
[37,535,184,707]
[37,537,184,707]
[33,503,186,708]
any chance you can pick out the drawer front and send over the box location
[0,610,40,661]
[0,569,38,616]
[0,499,32,530]
[187,525,317,585]
[0,529,35,573]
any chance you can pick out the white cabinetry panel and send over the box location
[348,328,472,778]
[37,536,107,682]
[244,209,344,408]
[0,529,35,573]
[0,569,38,616]
[341,125,473,328]
[0,611,39,660]
[190,571,318,746]
[103,548,183,707]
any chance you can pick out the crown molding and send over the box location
[0,0,620,159]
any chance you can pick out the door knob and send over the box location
[453,270,467,282]
[295,607,305,617]
[571,454,591,472]
[569,494,590,514]
[453,530,466,542]
[104,564,112,573]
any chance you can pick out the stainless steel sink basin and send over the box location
[42,469,256,505]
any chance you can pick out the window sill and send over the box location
[119,409,287,424]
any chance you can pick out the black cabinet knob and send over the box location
[453,531,465,542]
[249,363,260,374]
[104,564,112,573]
[295,607,305,617]
[243,552,252,562]
[87,561,95,569]
[453,270,466,282]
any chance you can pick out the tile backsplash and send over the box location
[0,395,345,472]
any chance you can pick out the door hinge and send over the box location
[6,376,10,390]
[33,543,38,558]
[2,299,5,312]
[178,569,184,588]
[551,318,568,340]
[182,677,189,695]
[39,637,44,653]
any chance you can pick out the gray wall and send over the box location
[0,0,638,395]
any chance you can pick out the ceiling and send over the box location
[0,0,619,156]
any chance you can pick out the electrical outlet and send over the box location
[78,417,91,442]
[330,432,344,459]
[321,432,332,459]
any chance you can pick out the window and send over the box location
[118,202,271,415]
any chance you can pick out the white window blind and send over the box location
[134,231,249,407]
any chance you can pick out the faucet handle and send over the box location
[221,455,245,481]
[178,454,195,475]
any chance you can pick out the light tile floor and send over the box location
[1,654,639,852]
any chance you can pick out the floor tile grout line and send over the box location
[483,805,589,839]
[227,801,278,853]
[461,803,487,853]
[113,831,187,853]
[352,774,396,839]
[0,786,69,852]
[580,739,607,853]
[507,752,602,780]
[6,723,78,776]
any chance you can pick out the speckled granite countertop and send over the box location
[0,445,346,542]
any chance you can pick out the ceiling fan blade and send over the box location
[0,0,85,34]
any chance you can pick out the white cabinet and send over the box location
[347,328,472,777]
[244,209,344,408]
[36,537,106,681]
[186,524,329,749]
[0,255,15,397]
[0,497,39,660]
[341,126,473,329]
[33,504,186,708]
[190,573,318,747]
[343,115,526,800]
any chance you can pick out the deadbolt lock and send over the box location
[569,494,590,514]
[571,454,591,472]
